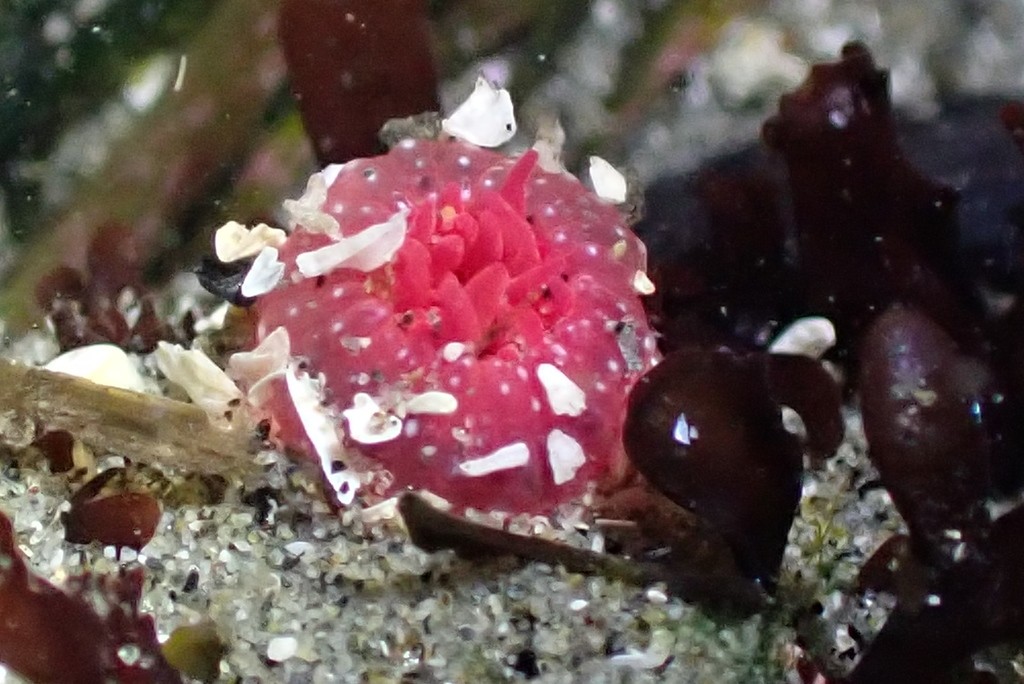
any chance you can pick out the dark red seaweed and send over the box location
[0,509,180,683]
[278,0,440,165]
[623,348,841,586]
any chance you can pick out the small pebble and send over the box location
[266,636,298,662]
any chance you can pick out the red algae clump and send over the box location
[233,138,660,512]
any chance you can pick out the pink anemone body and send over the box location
[249,138,659,512]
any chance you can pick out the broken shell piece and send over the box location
[342,393,402,444]
[228,326,290,388]
[285,365,359,504]
[536,363,587,417]
[295,209,409,278]
[240,246,285,298]
[321,162,348,188]
[214,221,287,262]
[404,391,458,415]
[458,442,530,477]
[441,76,516,148]
[154,342,243,419]
[609,628,676,669]
[282,171,340,234]
[441,342,467,362]
[532,113,566,173]
[45,343,148,393]
[546,429,586,485]
[768,316,837,359]
[588,156,628,204]
[359,496,401,524]
[632,270,656,295]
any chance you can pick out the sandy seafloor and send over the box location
[4,1,1024,682]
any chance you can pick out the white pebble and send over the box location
[266,636,298,662]
[284,541,314,557]
[769,316,836,359]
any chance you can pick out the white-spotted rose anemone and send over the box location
[229,137,660,512]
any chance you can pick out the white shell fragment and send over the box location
[343,393,403,445]
[285,365,360,504]
[295,209,409,278]
[359,496,401,524]
[458,442,530,477]
[404,391,459,415]
[537,363,587,417]
[609,628,676,669]
[768,316,837,359]
[441,342,467,362]
[532,113,566,173]
[228,326,290,387]
[214,221,286,262]
[282,171,340,234]
[441,76,516,148]
[154,342,243,419]
[588,156,628,204]
[546,429,587,485]
[321,162,347,188]
[45,343,147,393]
[191,300,231,335]
[632,270,656,295]
[240,246,285,298]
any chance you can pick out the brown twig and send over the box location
[398,491,765,616]
[0,361,255,476]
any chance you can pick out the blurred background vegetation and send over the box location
[2,0,1022,330]
[0,0,755,330]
